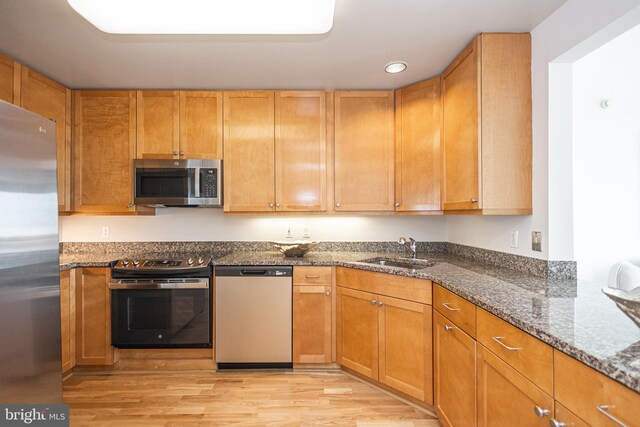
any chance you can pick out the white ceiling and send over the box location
[0,0,566,90]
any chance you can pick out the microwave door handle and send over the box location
[194,168,200,198]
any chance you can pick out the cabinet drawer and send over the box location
[555,350,640,427]
[433,285,476,337]
[293,266,332,285]
[476,308,553,395]
[336,267,432,305]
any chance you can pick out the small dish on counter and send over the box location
[602,286,640,327]
[270,241,318,257]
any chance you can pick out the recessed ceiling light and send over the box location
[67,0,336,35]
[384,61,407,74]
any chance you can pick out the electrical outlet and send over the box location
[101,226,110,239]
[532,231,542,252]
[510,230,519,248]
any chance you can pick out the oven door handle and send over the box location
[109,280,209,290]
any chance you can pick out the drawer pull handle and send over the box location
[596,405,628,427]
[492,336,522,351]
[549,420,566,427]
[305,275,320,279]
[370,299,376,305]
[442,302,460,311]
[534,406,550,418]
[444,325,456,331]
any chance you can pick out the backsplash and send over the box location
[60,241,575,279]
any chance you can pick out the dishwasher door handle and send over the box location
[240,270,268,275]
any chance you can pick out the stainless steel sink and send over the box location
[359,257,434,271]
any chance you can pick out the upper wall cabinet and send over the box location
[19,67,72,213]
[136,90,223,159]
[73,90,137,214]
[395,78,441,213]
[442,33,532,215]
[224,91,328,213]
[0,53,18,104]
[334,91,394,212]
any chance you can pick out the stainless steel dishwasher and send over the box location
[215,265,292,369]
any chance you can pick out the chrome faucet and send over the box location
[398,236,417,259]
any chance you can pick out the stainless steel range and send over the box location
[109,258,212,348]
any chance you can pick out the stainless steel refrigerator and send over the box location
[0,100,62,403]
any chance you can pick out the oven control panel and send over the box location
[113,258,211,270]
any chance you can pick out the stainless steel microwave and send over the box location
[134,159,222,207]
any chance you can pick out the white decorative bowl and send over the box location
[602,286,640,327]
[270,241,318,257]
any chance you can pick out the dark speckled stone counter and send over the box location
[60,249,640,393]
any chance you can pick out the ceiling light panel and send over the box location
[67,0,336,35]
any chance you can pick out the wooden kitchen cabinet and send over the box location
[477,344,553,426]
[73,90,137,214]
[137,91,223,160]
[19,67,72,212]
[224,91,327,213]
[442,33,532,214]
[554,350,640,427]
[394,77,441,212]
[337,268,433,404]
[60,269,75,372]
[0,52,19,104]
[334,91,394,212]
[293,266,332,364]
[75,268,114,366]
[433,311,476,427]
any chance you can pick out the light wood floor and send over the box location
[63,370,440,426]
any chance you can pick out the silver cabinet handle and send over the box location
[325,290,331,296]
[549,420,566,427]
[492,336,522,351]
[305,275,320,279]
[128,203,134,208]
[172,151,178,155]
[269,203,274,208]
[534,406,551,418]
[471,197,478,203]
[179,151,185,156]
[336,202,341,208]
[442,302,460,311]
[378,301,383,307]
[596,405,628,427]
[444,325,455,331]
[276,203,280,208]
[370,299,376,305]
[395,202,400,207]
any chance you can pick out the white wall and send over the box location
[59,209,447,242]
[448,0,640,261]
[572,24,640,283]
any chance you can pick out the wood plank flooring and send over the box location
[63,371,440,426]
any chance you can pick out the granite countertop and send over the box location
[60,250,640,393]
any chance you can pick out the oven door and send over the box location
[110,279,211,348]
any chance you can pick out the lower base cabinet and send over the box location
[336,269,433,405]
[75,267,114,366]
[434,311,476,427]
[477,344,553,426]
[293,284,332,364]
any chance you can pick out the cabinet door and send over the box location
[477,345,553,427]
[336,287,378,380]
[434,311,476,427]
[0,52,18,104]
[395,77,441,212]
[334,91,394,212]
[20,67,71,212]
[223,91,275,212]
[378,295,433,404]
[293,285,332,364]
[180,91,223,159]
[73,90,136,213]
[60,269,75,372]
[442,40,481,211]
[75,268,114,366]
[275,91,327,211]
[136,90,179,159]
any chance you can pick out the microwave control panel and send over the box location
[201,169,218,198]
